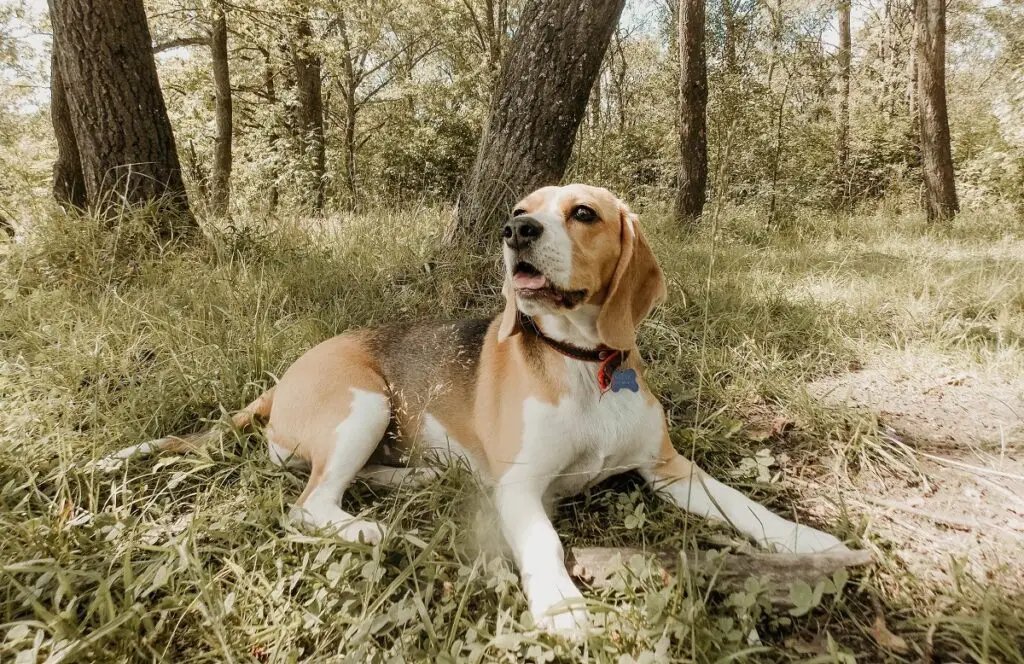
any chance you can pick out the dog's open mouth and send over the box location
[512,261,586,308]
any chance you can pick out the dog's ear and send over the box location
[497,277,521,342]
[596,203,666,349]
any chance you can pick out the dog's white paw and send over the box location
[527,574,588,635]
[337,518,387,545]
[289,506,387,545]
[764,523,847,554]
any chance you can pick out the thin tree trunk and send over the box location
[209,4,232,217]
[290,18,326,214]
[483,0,506,74]
[915,0,958,221]
[261,49,280,213]
[589,68,602,131]
[49,0,194,233]
[722,0,737,73]
[675,0,708,225]
[907,14,918,118]
[835,0,851,207]
[767,80,790,229]
[766,0,783,87]
[343,91,357,206]
[50,46,85,209]
[447,0,625,247]
[337,11,358,208]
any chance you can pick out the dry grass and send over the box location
[0,200,1022,662]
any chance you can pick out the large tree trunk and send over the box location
[674,0,708,225]
[49,0,194,232]
[447,0,625,247]
[915,0,958,222]
[209,4,232,217]
[835,0,851,207]
[290,18,326,214]
[50,46,85,209]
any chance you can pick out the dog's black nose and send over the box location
[503,216,544,249]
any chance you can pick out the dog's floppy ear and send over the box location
[497,277,521,342]
[596,203,667,349]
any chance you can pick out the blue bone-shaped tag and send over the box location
[609,368,639,393]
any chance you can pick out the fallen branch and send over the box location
[568,546,873,605]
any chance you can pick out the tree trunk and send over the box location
[835,0,851,207]
[49,0,194,233]
[262,49,280,213]
[907,14,918,118]
[337,12,358,208]
[674,0,708,225]
[589,69,602,130]
[209,4,232,217]
[448,0,626,247]
[722,0,737,73]
[290,18,326,214]
[50,46,85,209]
[343,90,357,207]
[915,0,958,222]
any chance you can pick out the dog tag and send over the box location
[609,368,639,393]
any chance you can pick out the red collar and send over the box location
[517,312,630,392]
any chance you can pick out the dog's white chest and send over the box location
[513,361,663,498]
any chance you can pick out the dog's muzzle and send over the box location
[503,215,544,251]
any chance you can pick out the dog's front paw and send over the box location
[764,522,848,554]
[526,574,588,635]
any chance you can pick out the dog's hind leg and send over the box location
[281,387,393,545]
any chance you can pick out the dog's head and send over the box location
[498,184,666,349]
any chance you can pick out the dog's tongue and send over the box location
[513,272,547,290]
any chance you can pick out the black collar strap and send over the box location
[517,311,630,391]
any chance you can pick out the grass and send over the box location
[1,199,1022,662]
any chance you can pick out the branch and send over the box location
[460,0,489,53]
[153,35,210,54]
[567,547,873,606]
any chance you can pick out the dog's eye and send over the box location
[512,208,526,217]
[571,205,598,223]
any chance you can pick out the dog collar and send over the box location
[517,312,631,393]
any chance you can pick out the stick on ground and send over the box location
[568,546,873,605]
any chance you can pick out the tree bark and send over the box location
[835,0,851,207]
[290,18,326,214]
[447,0,626,247]
[50,46,85,209]
[261,49,280,213]
[915,0,958,222]
[674,0,708,225]
[907,14,918,118]
[337,11,358,207]
[209,4,232,217]
[722,0,737,73]
[49,0,194,233]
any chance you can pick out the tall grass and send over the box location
[0,201,1021,662]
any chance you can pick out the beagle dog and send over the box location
[109,184,847,631]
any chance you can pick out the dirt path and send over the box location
[808,351,1024,588]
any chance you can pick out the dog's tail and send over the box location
[101,387,276,468]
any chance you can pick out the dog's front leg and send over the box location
[495,483,586,632]
[640,436,848,553]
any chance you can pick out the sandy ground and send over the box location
[808,351,1024,588]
